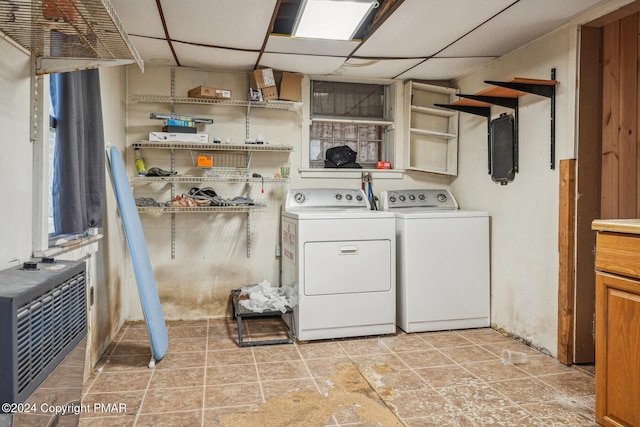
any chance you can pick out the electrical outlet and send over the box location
[275,244,281,257]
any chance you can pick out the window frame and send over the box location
[32,74,51,253]
[33,72,104,257]
[299,75,404,179]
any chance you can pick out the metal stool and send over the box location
[231,289,294,347]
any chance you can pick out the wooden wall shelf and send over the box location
[436,69,558,172]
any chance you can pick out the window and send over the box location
[48,104,57,236]
[309,80,392,169]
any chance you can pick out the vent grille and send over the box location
[15,272,86,394]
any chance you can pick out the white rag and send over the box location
[239,280,292,313]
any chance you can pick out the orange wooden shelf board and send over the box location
[475,85,525,98]
[473,78,558,99]
[510,77,558,86]
[451,98,492,107]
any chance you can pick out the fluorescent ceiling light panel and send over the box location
[292,0,377,41]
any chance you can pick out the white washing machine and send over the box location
[380,189,490,333]
[281,188,396,341]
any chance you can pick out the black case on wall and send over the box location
[490,113,517,185]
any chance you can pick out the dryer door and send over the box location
[303,239,392,296]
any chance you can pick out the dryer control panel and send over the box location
[380,189,458,210]
[285,188,371,211]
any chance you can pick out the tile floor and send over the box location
[79,318,597,427]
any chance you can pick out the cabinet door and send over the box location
[596,272,640,427]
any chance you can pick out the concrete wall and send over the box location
[451,27,574,356]
[91,65,130,367]
[0,38,32,269]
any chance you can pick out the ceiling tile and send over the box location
[337,58,424,79]
[112,0,165,39]
[266,35,358,56]
[396,57,496,81]
[356,0,515,58]
[128,36,177,67]
[438,0,607,57]
[259,53,346,75]
[161,0,277,50]
[173,42,259,71]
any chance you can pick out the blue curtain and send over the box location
[50,69,105,235]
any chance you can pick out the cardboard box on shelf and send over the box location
[261,85,278,101]
[188,86,232,99]
[279,72,302,102]
[253,68,276,88]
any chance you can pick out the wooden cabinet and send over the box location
[593,220,640,427]
[403,81,458,175]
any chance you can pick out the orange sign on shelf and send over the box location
[196,154,213,169]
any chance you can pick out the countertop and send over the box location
[592,218,640,234]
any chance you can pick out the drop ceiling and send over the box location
[110,0,612,81]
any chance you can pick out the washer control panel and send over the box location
[380,189,458,210]
[285,188,370,210]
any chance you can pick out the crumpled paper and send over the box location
[239,280,295,313]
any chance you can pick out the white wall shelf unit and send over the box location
[132,94,300,111]
[404,81,459,176]
[133,142,294,152]
[132,94,301,142]
[132,142,292,259]
[409,128,457,139]
[130,68,297,259]
[131,175,288,185]
[136,206,262,214]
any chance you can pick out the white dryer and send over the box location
[380,189,490,333]
[281,188,396,341]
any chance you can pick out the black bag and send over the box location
[324,145,362,169]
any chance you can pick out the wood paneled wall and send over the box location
[601,13,640,219]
